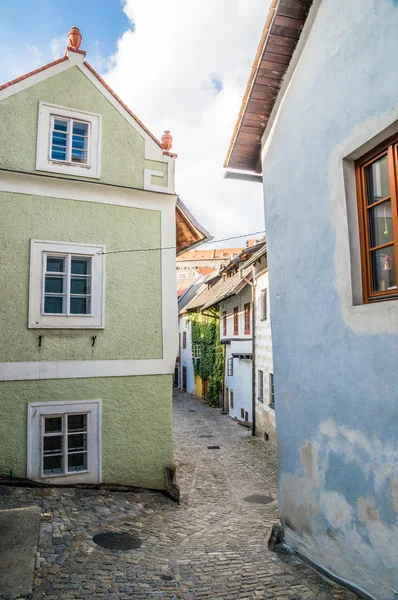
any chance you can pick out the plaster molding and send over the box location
[1,358,176,382]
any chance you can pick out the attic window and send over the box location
[36,102,102,179]
[51,117,89,165]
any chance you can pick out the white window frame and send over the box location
[36,102,102,178]
[27,399,102,484]
[29,240,105,329]
[192,344,201,359]
[227,357,233,376]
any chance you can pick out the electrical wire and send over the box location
[98,230,266,255]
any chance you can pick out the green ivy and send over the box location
[188,310,222,405]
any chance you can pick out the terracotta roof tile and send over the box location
[0,56,68,92]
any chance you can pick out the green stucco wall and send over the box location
[0,376,173,489]
[0,191,162,362]
[0,66,167,189]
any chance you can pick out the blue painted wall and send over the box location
[261,0,398,597]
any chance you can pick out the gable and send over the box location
[0,62,169,190]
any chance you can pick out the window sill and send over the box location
[42,470,89,479]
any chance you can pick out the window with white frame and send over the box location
[42,413,88,476]
[36,102,102,178]
[50,116,89,165]
[29,240,105,329]
[193,344,201,359]
[227,357,233,376]
[27,400,101,484]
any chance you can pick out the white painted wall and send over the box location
[254,264,275,442]
[220,284,252,421]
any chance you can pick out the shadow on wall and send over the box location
[279,419,398,599]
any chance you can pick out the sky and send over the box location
[0,0,269,247]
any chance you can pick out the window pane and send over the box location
[44,296,64,314]
[71,258,90,275]
[68,414,87,433]
[73,122,88,137]
[43,455,63,475]
[54,119,68,132]
[51,147,67,161]
[52,131,67,147]
[45,417,62,433]
[365,155,390,205]
[71,277,90,295]
[72,135,88,151]
[47,256,65,273]
[68,433,87,453]
[371,246,397,292]
[43,436,63,455]
[71,150,88,164]
[45,276,64,294]
[70,297,90,314]
[68,452,87,472]
[368,201,394,248]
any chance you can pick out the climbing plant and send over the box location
[187,310,223,405]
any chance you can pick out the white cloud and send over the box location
[51,37,68,60]
[103,0,269,246]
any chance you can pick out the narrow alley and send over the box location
[0,392,357,600]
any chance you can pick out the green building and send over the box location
[0,31,208,490]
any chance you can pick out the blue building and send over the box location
[225,1,398,598]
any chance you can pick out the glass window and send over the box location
[50,116,89,165]
[244,303,250,334]
[233,307,239,335]
[42,413,88,476]
[223,311,227,336]
[260,289,267,320]
[258,370,263,401]
[357,139,398,301]
[43,254,92,316]
[227,358,233,376]
[269,374,275,409]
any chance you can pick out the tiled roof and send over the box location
[0,56,68,92]
[0,51,162,149]
[177,247,243,262]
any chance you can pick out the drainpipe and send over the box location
[239,266,256,437]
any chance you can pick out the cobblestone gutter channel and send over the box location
[0,390,357,600]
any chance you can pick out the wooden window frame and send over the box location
[356,133,398,303]
[233,307,239,335]
[260,289,267,320]
[41,413,88,478]
[244,303,251,334]
[222,310,227,336]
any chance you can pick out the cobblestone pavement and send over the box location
[0,390,357,600]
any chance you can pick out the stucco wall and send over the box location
[253,268,275,442]
[261,0,398,597]
[0,191,162,362]
[0,66,167,189]
[0,375,173,489]
[221,287,252,421]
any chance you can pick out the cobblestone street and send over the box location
[0,390,357,600]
